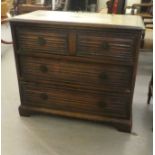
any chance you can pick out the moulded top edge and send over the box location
[10,10,145,30]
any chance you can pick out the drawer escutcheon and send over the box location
[40,93,48,100]
[39,65,48,73]
[37,36,46,46]
[99,72,108,80]
[102,41,110,50]
[98,101,106,108]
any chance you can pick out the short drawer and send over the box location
[16,26,68,55]
[19,56,132,93]
[21,82,130,119]
[77,31,136,63]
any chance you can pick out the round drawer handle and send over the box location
[40,65,48,73]
[98,101,106,108]
[99,72,108,80]
[40,93,48,100]
[37,36,46,46]
[102,41,109,50]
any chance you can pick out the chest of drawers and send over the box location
[10,11,144,132]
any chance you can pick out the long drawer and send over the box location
[21,82,130,119]
[19,56,132,93]
[77,30,136,63]
[16,26,68,55]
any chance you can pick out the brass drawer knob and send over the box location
[40,93,48,100]
[99,72,108,80]
[37,36,46,46]
[102,41,109,50]
[39,65,48,73]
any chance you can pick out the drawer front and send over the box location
[77,31,135,63]
[21,83,130,118]
[19,56,132,93]
[16,26,68,55]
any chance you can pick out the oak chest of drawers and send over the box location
[10,11,144,132]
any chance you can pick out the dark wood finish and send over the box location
[17,4,52,14]
[147,74,153,104]
[77,30,136,63]
[68,30,76,56]
[21,82,130,118]
[16,26,68,55]
[10,11,144,133]
[18,56,132,93]
[14,0,52,15]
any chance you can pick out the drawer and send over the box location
[16,26,68,55]
[77,31,135,63]
[21,83,130,118]
[19,56,132,93]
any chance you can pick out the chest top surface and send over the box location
[10,10,145,30]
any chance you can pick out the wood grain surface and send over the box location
[10,11,143,132]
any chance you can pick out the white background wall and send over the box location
[98,0,107,10]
